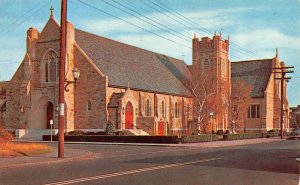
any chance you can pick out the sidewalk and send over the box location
[0,148,93,169]
[16,136,285,148]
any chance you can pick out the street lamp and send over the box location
[64,68,80,92]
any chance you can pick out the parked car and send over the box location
[287,129,300,140]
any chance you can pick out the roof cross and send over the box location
[50,6,54,17]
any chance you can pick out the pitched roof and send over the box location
[75,29,192,97]
[108,93,124,108]
[231,59,273,98]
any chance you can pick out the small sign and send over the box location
[59,103,64,116]
[50,120,53,125]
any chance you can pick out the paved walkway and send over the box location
[0,137,284,169]
[0,148,93,169]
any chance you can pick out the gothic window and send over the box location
[145,99,151,117]
[175,102,179,118]
[87,101,92,111]
[45,50,58,82]
[187,103,190,119]
[247,104,260,118]
[161,100,166,118]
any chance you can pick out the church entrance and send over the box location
[157,121,165,136]
[46,102,53,129]
[125,101,133,129]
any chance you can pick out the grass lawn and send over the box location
[0,142,53,158]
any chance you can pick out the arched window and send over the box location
[175,102,179,118]
[145,99,151,117]
[87,101,92,111]
[187,103,190,118]
[45,50,58,82]
[162,101,165,118]
[161,100,167,118]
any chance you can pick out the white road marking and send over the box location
[91,147,203,160]
[45,157,221,185]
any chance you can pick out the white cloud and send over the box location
[230,29,300,60]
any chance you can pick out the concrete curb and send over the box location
[15,137,285,147]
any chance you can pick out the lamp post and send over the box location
[209,112,214,142]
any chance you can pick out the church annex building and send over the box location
[0,12,290,139]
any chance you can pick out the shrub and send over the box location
[115,131,124,136]
[216,129,224,135]
[223,133,262,140]
[67,130,85,136]
[224,130,230,134]
[181,134,218,143]
[105,122,116,135]
[0,127,14,143]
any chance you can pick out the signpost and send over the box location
[209,112,214,142]
[50,120,53,142]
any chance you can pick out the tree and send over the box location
[230,80,253,133]
[105,121,116,135]
[187,70,215,133]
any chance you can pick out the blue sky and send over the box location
[0,0,299,106]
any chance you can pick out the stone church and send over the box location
[1,11,290,139]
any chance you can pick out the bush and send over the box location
[181,134,218,143]
[216,130,224,135]
[67,130,85,136]
[0,127,14,143]
[105,122,116,135]
[223,133,262,140]
[43,135,180,144]
[224,130,230,134]
[115,131,124,136]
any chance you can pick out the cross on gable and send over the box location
[50,6,54,16]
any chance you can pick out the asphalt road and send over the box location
[0,140,299,185]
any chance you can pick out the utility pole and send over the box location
[272,65,294,139]
[58,0,67,158]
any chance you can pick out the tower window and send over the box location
[87,101,92,111]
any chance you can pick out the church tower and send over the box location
[191,33,231,132]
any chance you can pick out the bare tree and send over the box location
[187,71,216,133]
[230,80,252,133]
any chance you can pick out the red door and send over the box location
[125,102,133,129]
[46,102,53,129]
[158,121,165,136]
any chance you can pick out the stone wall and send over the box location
[73,45,108,129]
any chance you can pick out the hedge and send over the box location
[223,133,262,140]
[181,134,219,143]
[43,135,180,144]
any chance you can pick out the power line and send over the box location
[150,0,263,59]
[138,0,242,60]
[77,0,192,49]
[97,0,191,44]
[0,0,52,39]
[109,0,192,42]
[0,0,16,17]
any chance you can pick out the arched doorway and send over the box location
[125,102,133,129]
[46,102,53,129]
[158,121,165,136]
